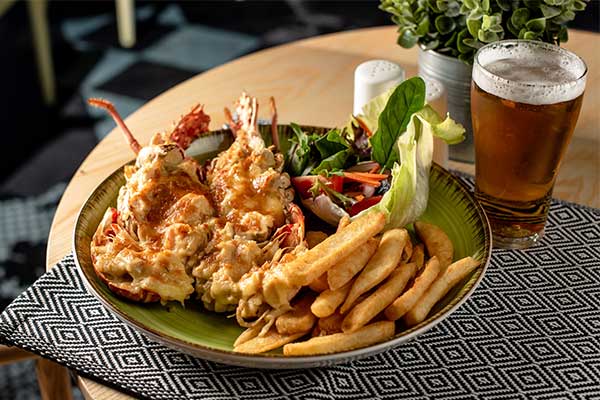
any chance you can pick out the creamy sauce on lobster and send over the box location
[90,94,299,317]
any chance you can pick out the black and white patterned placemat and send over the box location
[1,178,599,399]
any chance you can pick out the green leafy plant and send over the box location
[380,0,589,63]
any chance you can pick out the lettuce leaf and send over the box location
[355,104,465,229]
[359,86,395,133]
[287,123,317,176]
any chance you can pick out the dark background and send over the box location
[0,1,597,191]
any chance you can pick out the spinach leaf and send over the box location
[315,129,350,159]
[312,148,353,174]
[370,77,426,169]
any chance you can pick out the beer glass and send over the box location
[471,40,587,249]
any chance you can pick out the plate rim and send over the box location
[72,125,492,368]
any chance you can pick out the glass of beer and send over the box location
[471,40,587,249]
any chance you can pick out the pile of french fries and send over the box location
[234,212,480,355]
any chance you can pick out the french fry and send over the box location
[327,238,379,291]
[283,321,395,356]
[276,294,317,335]
[308,273,329,293]
[306,231,328,249]
[262,212,386,308]
[402,238,413,262]
[234,327,308,354]
[414,221,454,270]
[311,282,352,318]
[340,228,409,314]
[403,256,480,326]
[337,215,351,232]
[384,256,441,321]
[410,243,425,270]
[342,262,417,332]
[292,212,386,285]
[317,312,344,336]
[233,320,266,347]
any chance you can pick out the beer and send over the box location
[471,40,587,249]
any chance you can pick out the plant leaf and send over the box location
[457,28,472,52]
[572,0,588,11]
[435,15,457,35]
[444,31,458,47]
[469,7,484,20]
[526,17,546,32]
[370,77,426,169]
[506,16,520,36]
[287,123,315,176]
[523,30,540,40]
[416,15,430,36]
[315,129,350,159]
[397,28,419,48]
[495,0,512,11]
[467,18,482,37]
[463,38,483,49]
[518,27,528,39]
[463,0,477,9]
[482,0,491,12]
[445,1,462,17]
[540,4,561,18]
[478,29,500,42]
[511,8,530,28]
[422,39,441,50]
[558,25,568,42]
[312,149,353,174]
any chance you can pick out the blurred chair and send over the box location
[0,344,37,365]
[116,0,136,48]
[1,345,74,400]
[0,0,137,105]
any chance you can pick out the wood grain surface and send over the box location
[42,26,598,399]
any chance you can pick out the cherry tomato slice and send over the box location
[292,175,345,199]
[348,195,383,216]
[329,175,344,193]
[291,176,317,199]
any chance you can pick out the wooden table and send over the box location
[42,26,598,399]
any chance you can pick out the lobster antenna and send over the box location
[88,98,142,154]
[269,96,280,150]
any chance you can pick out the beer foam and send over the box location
[473,41,587,105]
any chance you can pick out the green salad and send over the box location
[286,76,465,229]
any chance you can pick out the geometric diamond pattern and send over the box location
[1,175,599,399]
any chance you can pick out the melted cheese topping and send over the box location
[92,141,215,304]
[91,128,295,310]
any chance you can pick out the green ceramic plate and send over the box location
[73,125,491,368]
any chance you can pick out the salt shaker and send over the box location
[353,60,405,115]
